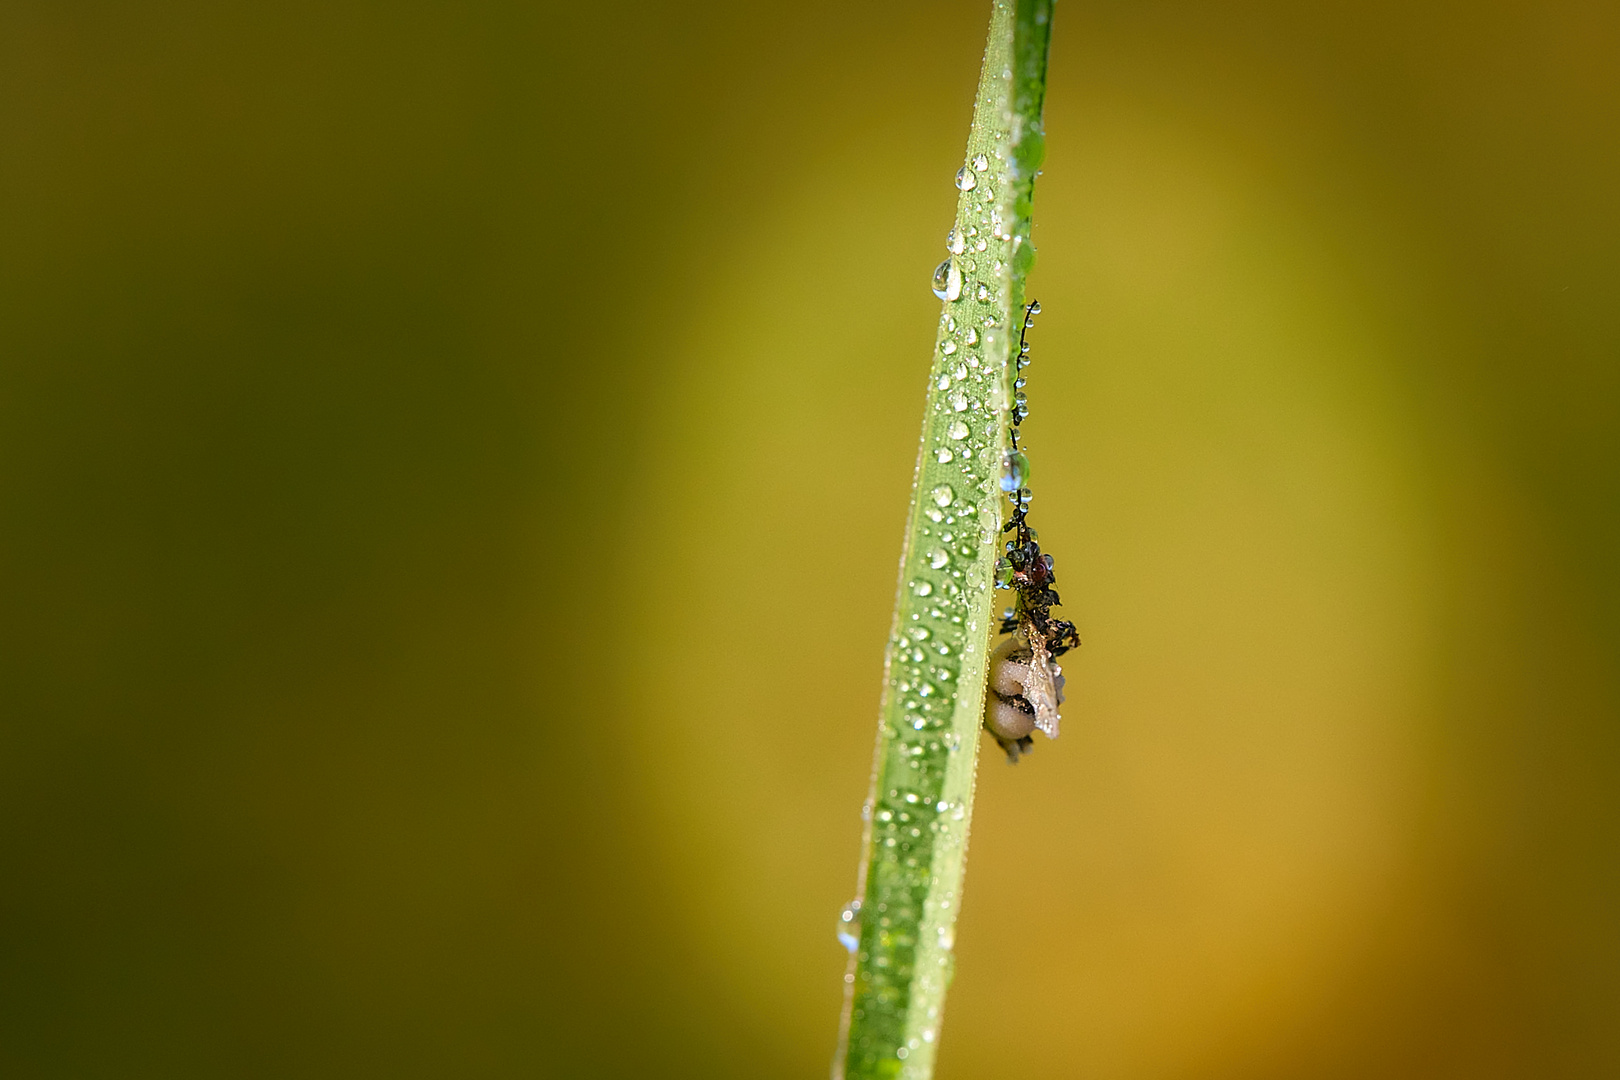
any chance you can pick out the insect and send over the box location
[984,300,1080,763]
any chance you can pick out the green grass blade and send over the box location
[833,2,1054,1078]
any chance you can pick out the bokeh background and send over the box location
[3,1,1617,1076]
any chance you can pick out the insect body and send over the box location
[983,300,1080,763]
[985,632,1065,758]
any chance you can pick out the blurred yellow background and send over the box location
[2,1,1616,1076]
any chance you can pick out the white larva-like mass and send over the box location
[983,633,1064,761]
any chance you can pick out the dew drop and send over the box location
[837,900,862,953]
[912,580,933,597]
[1000,450,1030,492]
[928,549,950,569]
[941,340,957,355]
[954,166,977,191]
[947,420,969,441]
[936,447,953,463]
[964,327,979,346]
[937,923,956,950]
[930,485,954,507]
[972,153,990,172]
[975,283,992,302]
[946,226,964,255]
[949,393,969,413]
[931,258,962,301]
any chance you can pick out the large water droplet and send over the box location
[930,485,954,507]
[999,450,1030,492]
[949,393,969,413]
[941,340,957,355]
[954,166,977,191]
[946,227,965,255]
[913,581,933,597]
[947,420,969,441]
[837,900,862,953]
[972,153,990,172]
[928,549,950,569]
[937,923,956,950]
[931,258,962,301]
[936,447,953,463]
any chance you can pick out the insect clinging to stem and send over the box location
[983,300,1080,763]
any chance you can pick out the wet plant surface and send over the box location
[834,3,1056,1077]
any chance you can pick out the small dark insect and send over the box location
[984,300,1080,763]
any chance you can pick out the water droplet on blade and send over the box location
[837,900,862,953]
[931,258,962,301]
[999,450,1030,492]
[954,166,977,191]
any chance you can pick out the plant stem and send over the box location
[834,3,1054,1078]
